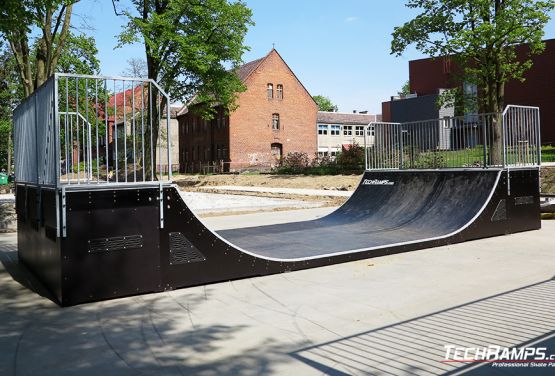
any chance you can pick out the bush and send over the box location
[413,152,447,169]
[336,143,365,174]
[279,152,310,173]
[274,147,365,175]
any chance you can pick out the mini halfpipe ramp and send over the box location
[17,168,540,306]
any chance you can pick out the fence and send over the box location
[13,73,172,188]
[364,105,540,170]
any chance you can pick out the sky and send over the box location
[73,0,555,114]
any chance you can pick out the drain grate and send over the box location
[491,199,507,222]
[514,196,534,205]
[169,232,206,265]
[88,235,143,253]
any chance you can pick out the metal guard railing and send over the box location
[13,73,172,188]
[364,105,540,170]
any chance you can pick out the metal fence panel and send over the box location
[365,107,539,170]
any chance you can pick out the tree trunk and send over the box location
[7,3,74,97]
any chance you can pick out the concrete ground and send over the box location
[179,191,324,214]
[0,210,554,375]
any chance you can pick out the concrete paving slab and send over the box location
[0,219,554,375]
[0,194,14,203]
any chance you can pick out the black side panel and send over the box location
[16,185,62,302]
[161,168,541,292]
[60,189,161,306]
[17,169,540,306]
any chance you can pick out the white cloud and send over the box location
[345,16,359,23]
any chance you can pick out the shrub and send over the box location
[336,143,365,174]
[280,152,310,173]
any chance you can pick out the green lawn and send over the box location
[542,145,555,163]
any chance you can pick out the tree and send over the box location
[116,0,254,175]
[313,95,338,112]
[0,43,20,174]
[0,0,77,96]
[57,33,100,75]
[0,32,100,175]
[121,58,148,78]
[391,0,555,163]
[397,80,410,96]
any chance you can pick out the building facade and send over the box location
[178,49,318,172]
[317,112,379,158]
[382,39,555,144]
[107,85,180,174]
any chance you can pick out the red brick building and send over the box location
[382,39,555,144]
[177,49,318,172]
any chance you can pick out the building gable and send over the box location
[240,49,318,109]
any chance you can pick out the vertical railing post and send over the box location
[536,109,542,166]
[364,123,368,170]
[166,95,172,181]
[399,125,404,169]
[501,111,506,168]
[482,115,488,168]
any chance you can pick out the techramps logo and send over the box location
[442,345,555,369]
[362,179,395,186]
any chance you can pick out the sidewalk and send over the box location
[0,218,553,375]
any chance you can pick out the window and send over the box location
[277,84,283,100]
[355,126,364,136]
[367,125,375,136]
[272,113,280,130]
[318,124,328,135]
[343,125,353,136]
[330,125,340,136]
[267,83,273,99]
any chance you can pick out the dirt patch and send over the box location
[0,202,16,233]
[173,174,360,213]
[541,167,555,194]
[174,173,362,191]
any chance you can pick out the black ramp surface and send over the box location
[218,169,501,259]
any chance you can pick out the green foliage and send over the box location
[0,0,77,95]
[313,95,338,112]
[279,152,310,173]
[413,152,447,169]
[118,0,254,118]
[397,80,410,96]
[57,33,100,75]
[542,145,555,162]
[336,143,365,171]
[0,42,19,172]
[275,146,365,175]
[391,0,555,113]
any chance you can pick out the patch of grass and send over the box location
[542,145,555,163]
